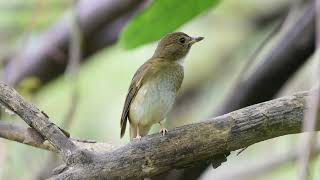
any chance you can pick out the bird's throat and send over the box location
[176,56,186,66]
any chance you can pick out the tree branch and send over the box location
[0,120,56,152]
[0,83,77,159]
[0,82,317,179]
[51,90,315,179]
[0,121,117,154]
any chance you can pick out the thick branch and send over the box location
[0,81,316,179]
[0,78,316,179]
[52,90,315,179]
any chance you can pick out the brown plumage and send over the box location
[120,32,204,140]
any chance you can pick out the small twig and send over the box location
[62,89,79,129]
[0,120,117,153]
[236,146,248,156]
[298,1,320,179]
[0,120,57,152]
[232,19,285,156]
[212,142,320,180]
[215,0,315,116]
[63,0,82,130]
[235,17,285,84]
[222,1,299,157]
[34,3,82,178]
[66,0,81,80]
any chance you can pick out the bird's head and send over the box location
[153,32,204,61]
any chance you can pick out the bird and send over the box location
[120,32,204,140]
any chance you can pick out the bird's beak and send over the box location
[189,36,204,45]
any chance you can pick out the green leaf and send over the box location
[120,0,221,49]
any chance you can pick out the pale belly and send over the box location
[129,80,177,127]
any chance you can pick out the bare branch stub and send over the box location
[0,83,77,159]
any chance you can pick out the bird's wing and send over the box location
[120,60,157,138]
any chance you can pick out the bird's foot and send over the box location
[159,128,168,136]
[134,135,142,140]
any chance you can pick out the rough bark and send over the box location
[0,82,317,179]
[52,91,314,179]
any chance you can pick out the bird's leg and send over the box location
[134,125,142,140]
[159,121,168,136]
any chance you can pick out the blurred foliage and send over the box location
[0,0,71,57]
[1,0,319,180]
[0,0,69,30]
[16,77,42,99]
[120,0,221,49]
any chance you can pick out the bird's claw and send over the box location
[159,128,168,136]
[134,135,142,140]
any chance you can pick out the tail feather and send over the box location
[120,118,127,138]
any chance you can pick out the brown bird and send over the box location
[120,32,204,140]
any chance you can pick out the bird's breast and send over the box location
[129,67,183,126]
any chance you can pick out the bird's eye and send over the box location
[179,37,186,44]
